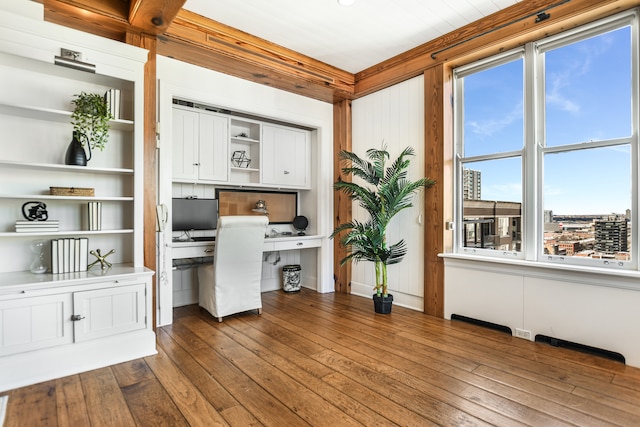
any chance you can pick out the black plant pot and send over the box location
[373,293,393,314]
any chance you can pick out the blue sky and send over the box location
[462,25,632,216]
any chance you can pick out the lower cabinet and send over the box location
[0,267,156,392]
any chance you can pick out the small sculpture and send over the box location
[231,150,251,168]
[22,201,48,221]
[88,248,115,270]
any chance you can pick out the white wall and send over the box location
[444,256,640,367]
[156,56,334,325]
[351,76,427,310]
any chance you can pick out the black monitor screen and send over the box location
[172,198,218,231]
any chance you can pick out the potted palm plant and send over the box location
[331,145,435,313]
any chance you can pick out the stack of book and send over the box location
[51,237,89,274]
[15,220,59,233]
[88,202,102,231]
[104,88,121,120]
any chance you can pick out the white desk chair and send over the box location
[198,215,268,322]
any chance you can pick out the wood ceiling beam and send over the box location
[159,10,355,103]
[41,0,187,39]
[355,0,639,98]
[41,0,130,41]
[39,1,355,102]
[129,0,185,34]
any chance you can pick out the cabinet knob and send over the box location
[284,170,290,174]
[297,242,303,246]
[193,163,200,166]
[71,314,85,321]
[204,248,214,253]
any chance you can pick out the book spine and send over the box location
[80,237,88,271]
[51,239,58,274]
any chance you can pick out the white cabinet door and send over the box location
[73,283,146,342]
[198,111,229,182]
[172,107,200,180]
[172,107,229,182]
[0,293,73,356]
[262,124,310,188]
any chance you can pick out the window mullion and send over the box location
[523,42,539,261]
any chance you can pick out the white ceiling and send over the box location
[183,0,520,74]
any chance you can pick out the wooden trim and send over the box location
[333,100,352,293]
[423,66,447,317]
[354,0,639,98]
[159,10,355,104]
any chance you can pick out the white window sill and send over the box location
[440,252,640,291]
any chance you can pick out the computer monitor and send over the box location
[172,198,218,231]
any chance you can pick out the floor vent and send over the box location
[451,314,512,335]
[535,334,625,364]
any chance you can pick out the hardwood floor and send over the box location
[3,289,640,426]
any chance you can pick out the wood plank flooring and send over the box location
[3,289,640,426]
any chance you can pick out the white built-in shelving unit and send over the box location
[0,3,155,392]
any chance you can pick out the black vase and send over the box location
[65,131,91,166]
[373,293,393,314]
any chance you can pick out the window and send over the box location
[454,10,638,269]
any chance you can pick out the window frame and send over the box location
[453,9,639,270]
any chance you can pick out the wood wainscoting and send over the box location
[3,289,640,426]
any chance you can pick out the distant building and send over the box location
[594,219,628,254]
[544,210,553,224]
[463,200,521,251]
[463,168,481,200]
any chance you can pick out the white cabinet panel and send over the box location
[199,112,229,182]
[73,283,146,342]
[262,124,310,188]
[0,293,73,356]
[172,107,199,180]
[172,106,229,183]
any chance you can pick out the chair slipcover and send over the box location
[198,215,268,321]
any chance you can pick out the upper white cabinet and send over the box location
[262,124,310,189]
[172,106,229,183]
[171,103,311,189]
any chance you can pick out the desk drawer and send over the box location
[273,238,321,251]
[172,245,215,259]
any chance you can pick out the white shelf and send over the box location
[0,194,133,201]
[0,160,133,175]
[0,102,134,131]
[0,229,134,238]
[230,167,260,173]
[230,136,260,144]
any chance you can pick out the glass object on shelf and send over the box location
[29,240,48,274]
[231,150,251,168]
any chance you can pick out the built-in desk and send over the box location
[169,235,323,309]
[171,235,322,260]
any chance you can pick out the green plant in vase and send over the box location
[70,91,113,151]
